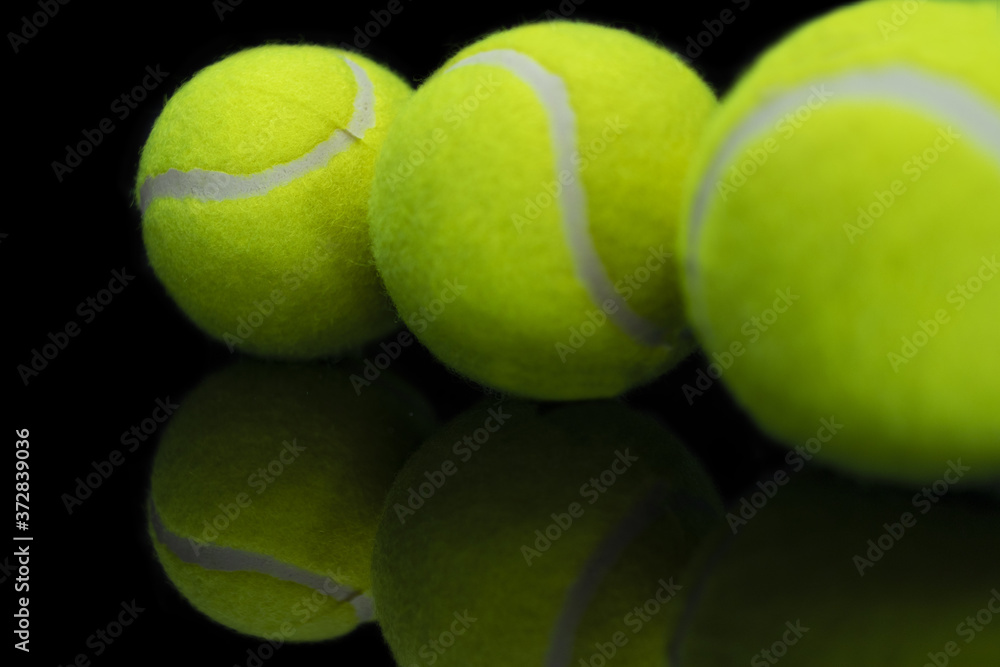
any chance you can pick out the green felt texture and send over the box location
[147,360,435,642]
[679,1,1000,483]
[137,45,412,359]
[372,401,722,666]
[669,471,1000,665]
[369,22,716,400]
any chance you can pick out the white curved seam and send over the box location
[148,497,374,621]
[687,66,1000,330]
[544,483,670,667]
[449,49,669,348]
[667,530,737,667]
[544,484,720,666]
[138,56,376,214]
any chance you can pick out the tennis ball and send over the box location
[372,401,723,666]
[369,22,717,400]
[668,470,1000,666]
[679,1,1000,483]
[137,44,412,359]
[147,360,434,642]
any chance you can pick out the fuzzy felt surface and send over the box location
[147,360,435,641]
[137,45,412,359]
[372,401,722,666]
[369,22,716,400]
[669,470,1000,666]
[679,1,1000,484]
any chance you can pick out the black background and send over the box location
[4,0,941,665]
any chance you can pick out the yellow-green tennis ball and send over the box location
[137,44,412,359]
[372,401,723,666]
[680,1,1000,483]
[668,470,1000,665]
[370,22,717,400]
[147,360,435,642]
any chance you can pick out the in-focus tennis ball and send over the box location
[372,401,722,666]
[668,470,1000,666]
[147,360,435,642]
[680,1,1000,483]
[137,44,412,359]
[370,22,717,400]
